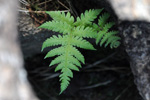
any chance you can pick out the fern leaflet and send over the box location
[46,11,74,25]
[74,9,103,26]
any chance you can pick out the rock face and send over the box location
[108,0,150,22]
[120,22,150,100]
[0,0,39,100]
[18,12,56,57]
[107,0,150,100]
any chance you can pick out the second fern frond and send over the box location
[95,13,121,48]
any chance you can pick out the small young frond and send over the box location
[46,11,74,25]
[74,9,103,26]
[96,19,120,48]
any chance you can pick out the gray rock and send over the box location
[18,12,56,57]
[120,21,150,100]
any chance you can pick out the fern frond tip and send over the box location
[41,47,45,52]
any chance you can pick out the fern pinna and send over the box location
[39,9,120,94]
[95,13,121,48]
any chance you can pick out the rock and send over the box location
[120,21,150,100]
[108,0,150,22]
[18,12,56,57]
[0,0,39,100]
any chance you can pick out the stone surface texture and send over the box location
[120,22,150,100]
[0,0,39,100]
[108,0,150,22]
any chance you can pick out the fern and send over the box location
[96,13,121,48]
[39,9,120,94]
[39,9,100,94]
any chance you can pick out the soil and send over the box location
[22,0,143,100]
[25,47,142,100]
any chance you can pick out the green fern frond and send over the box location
[39,9,121,94]
[42,35,93,94]
[96,20,120,48]
[54,45,83,94]
[74,9,103,26]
